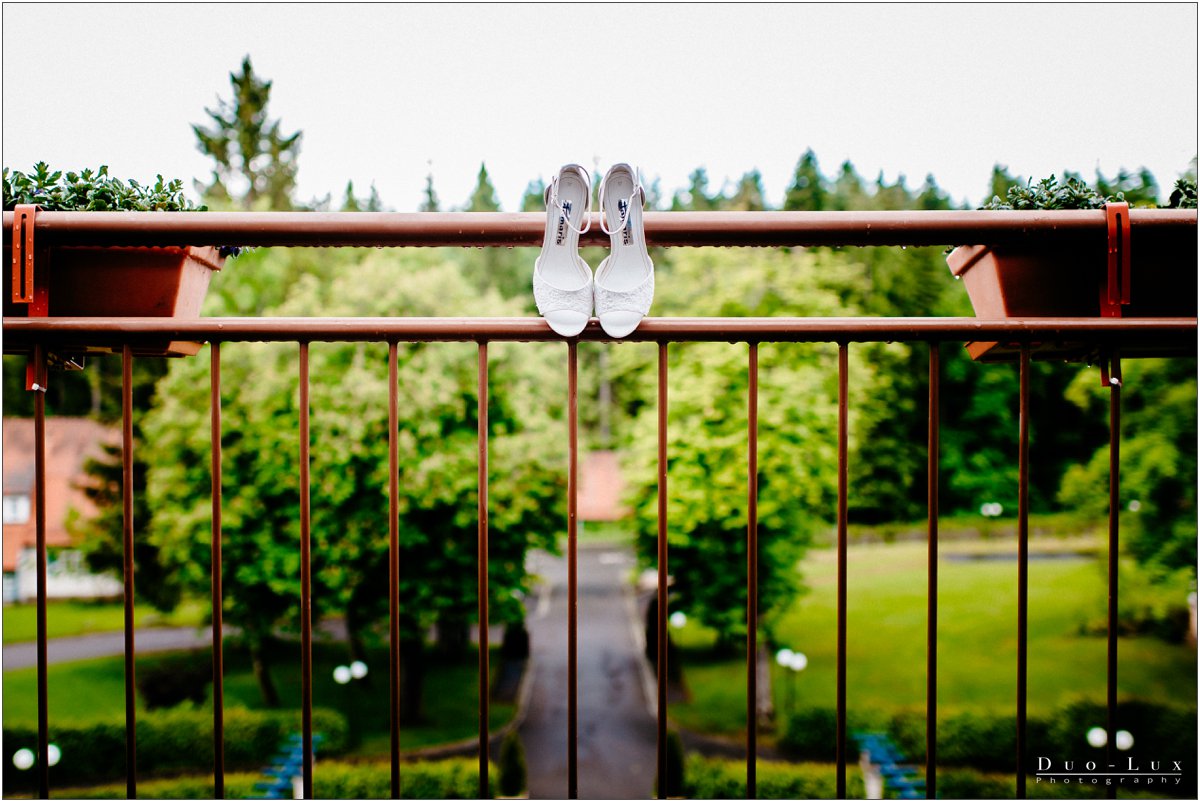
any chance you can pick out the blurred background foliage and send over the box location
[3,56,1194,697]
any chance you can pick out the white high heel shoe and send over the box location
[594,163,653,338]
[533,164,593,337]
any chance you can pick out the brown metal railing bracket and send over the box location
[1099,350,1124,389]
[11,203,37,305]
[1101,201,1132,318]
[11,204,58,390]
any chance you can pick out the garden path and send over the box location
[519,544,658,799]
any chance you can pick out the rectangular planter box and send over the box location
[947,232,1196,361]
[5,245,224,357]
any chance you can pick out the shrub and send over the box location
[2,707,347,792]
[49,760,494,800]
[685,755,866,799]
[938,710,1018,773]
[777,707,866,762]
[498,729,527,797]
[136,652,212,709]
[937,768,1107,799]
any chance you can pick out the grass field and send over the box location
[2,640,513,754]
[670,536,1197,736]
[2,598,207,644]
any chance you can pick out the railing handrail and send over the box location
[3,315,1196,346]
[3,209,1195,248]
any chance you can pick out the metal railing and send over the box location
[3,209,1196,800]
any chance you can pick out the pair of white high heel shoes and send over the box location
[533,163,654,338]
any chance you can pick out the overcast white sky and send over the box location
[3,3,1196,211]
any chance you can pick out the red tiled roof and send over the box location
[578,450,628,522]
[3,417,116,572]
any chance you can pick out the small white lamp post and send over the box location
[774,648,807,717]
[334,661,369,745]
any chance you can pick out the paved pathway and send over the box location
[519,545,658,799]
[3,626,214,670]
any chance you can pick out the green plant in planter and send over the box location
[1166,177,1198,209]
[4,162,200,211]
[4,161,239,359]
[3,162,240,257]
[979,173,1118,211]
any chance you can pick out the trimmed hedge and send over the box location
[48,759,494,800]
[685,756,866,799]
[937,768,1177,799]
[779,701,1196,799]
[2,707,347,792]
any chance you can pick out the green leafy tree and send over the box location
[1059,358,1197,577]
[621,247,876,646]
[783,150,827,211]
[70,437,183,613]
[192,56,302,210]
[142,251,565,711]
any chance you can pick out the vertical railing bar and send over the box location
[122,344,138,800]
[389,342,401,799]
[210,342,225,799]
[1106,353,1121,801]
[836,343,849,800]
[656,342,669,799]
[33,345,50,800]
[1016,345,1030,798]
[746,343,759,799]
[299,342,314,799]
[567,342,579,799]
[478,342,490,799]
[926,342,939,799]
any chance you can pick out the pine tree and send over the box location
[916,174,952,210]
[341,180,360,212]
[467,163,501,211]
[830,160,869,211]
[341,180,384,211]
[520,178,546,211]
[192,56,302,210]
[783,150,827,211]
[986,164,1021,207]
[726,169,767,211]
[672,167,719,210]
[420,172,440,212]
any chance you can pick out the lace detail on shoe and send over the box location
[533,266,593,318]
[594,269,654,315]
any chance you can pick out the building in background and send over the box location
[2,417,122,603]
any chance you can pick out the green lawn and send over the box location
[2,640,513,754]
[2,598,207,644]
[670,536,1197,735]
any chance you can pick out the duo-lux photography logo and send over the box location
[1036,756,1186,788]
